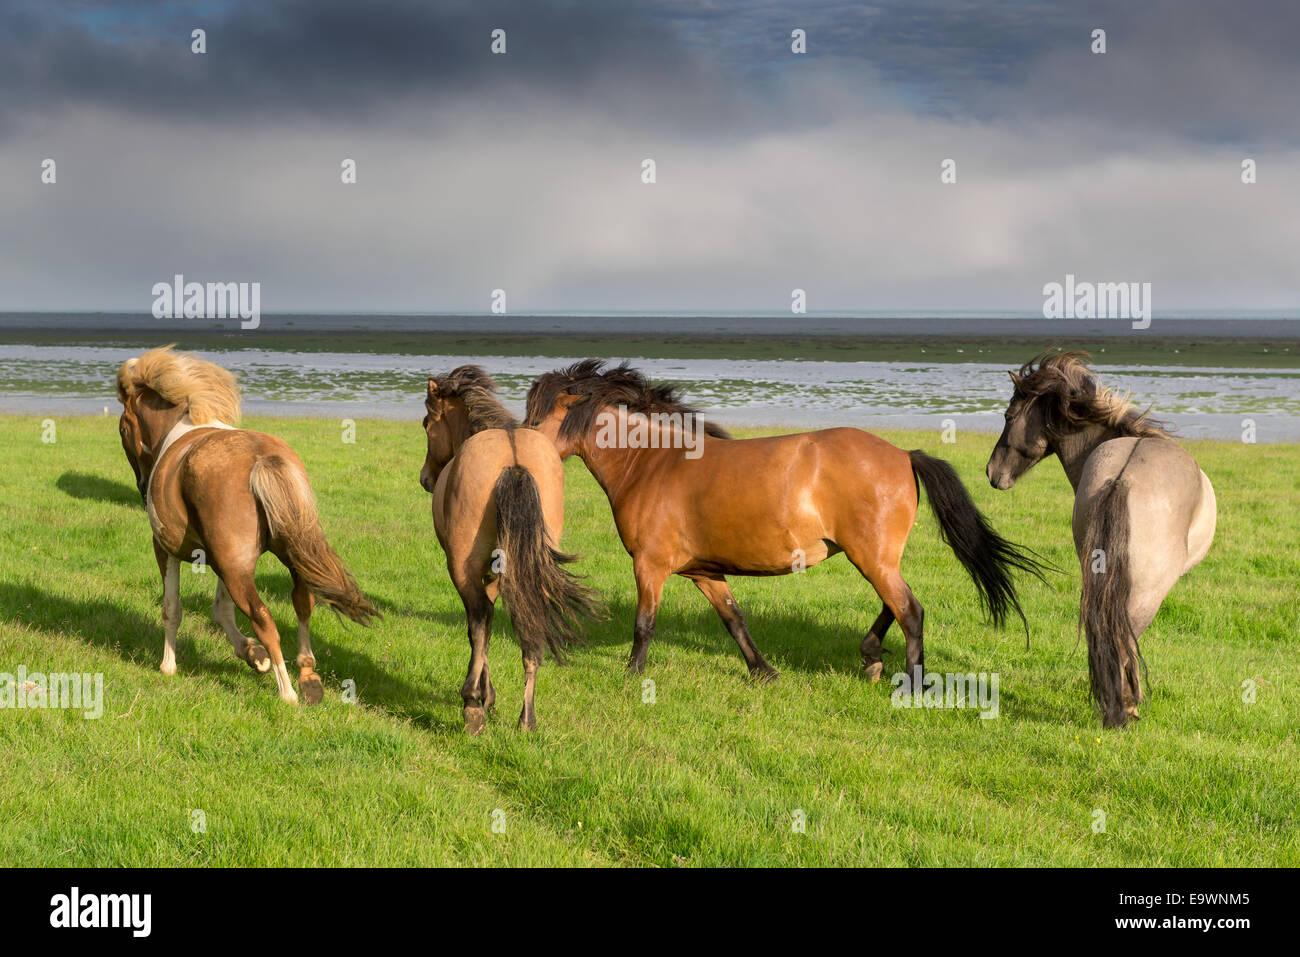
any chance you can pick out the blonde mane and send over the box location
[116,345,242,425]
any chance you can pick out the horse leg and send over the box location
[481,577,499,711]
[155,542,181,676]
[689,575,778,681]
[847,550,924,689]
[519,646,541,731]
[290,570,323,705]
[860,605,895,683]
[628,561,667,673]
[456,580,493,734]
[213,578,271,674]
[1119,600,1162,722]
[223,566,297,704]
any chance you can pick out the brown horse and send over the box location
[117,346,377,704]
[420,366,602,733]
[525,360,1047,686]
[986,351,1216,727]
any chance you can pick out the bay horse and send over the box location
[116,345,377,705]
[420,366,602,733]
[525,360,1048,686]
[986,351,1216,727]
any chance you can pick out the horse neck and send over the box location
[1052,421,1119,490]
[445,406,474,455]
[575,434,647,507]
[138,402,188,459]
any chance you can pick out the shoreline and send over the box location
[3,314,1300,368]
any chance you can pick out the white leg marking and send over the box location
[213,579,258,661]
[160,555,181,676]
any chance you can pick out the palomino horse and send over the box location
[420,366,602,733]
[986,351,1216,727]
[525,360,1047,685]
[117,345,377,704]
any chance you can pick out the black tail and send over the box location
[909,450,1050,630]
[494,465,604,661]
[1079,478,1138,728]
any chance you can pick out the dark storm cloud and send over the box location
[673,0,1300,143]
[4,1,1298,313]
[0,0,749,135]
[5,0,1300,144]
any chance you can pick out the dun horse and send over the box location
[117,345,377,704]
[526,360,1047,685]
[987,351,1216,727]
[420,366,602,733]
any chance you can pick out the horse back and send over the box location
[606,425,915,573]
[149,427,304,556]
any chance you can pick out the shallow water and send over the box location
[3,345,1298,441]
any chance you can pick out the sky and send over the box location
[2,0,1298,314]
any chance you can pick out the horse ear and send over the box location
[425,380,447,421]
[555,391,585,411]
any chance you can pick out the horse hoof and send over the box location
[299,675,324,706]
[246,645,271,674]
[750,665,779,684]
[463,708,487,735]
[517,712,536,732]
[864,661,884,683]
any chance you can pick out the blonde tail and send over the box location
[249,456,378,625]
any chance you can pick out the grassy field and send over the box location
[1,412,1296,866]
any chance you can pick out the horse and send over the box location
[419,366,603,733]
[986,351,1217,727]
[524,359,1048,687]
[116,345,377,704]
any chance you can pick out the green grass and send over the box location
[1,413,1297,866]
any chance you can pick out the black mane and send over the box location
[526,359,731,441]
[430,365,519,433]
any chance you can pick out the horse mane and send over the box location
[116,344,241,425]
[527,359,731,442]
[430,365,519,433]
[1011,350,1167,439]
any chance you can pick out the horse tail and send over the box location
[1079,477,1136,728]
[249,455,378,626]
[494,464,603,661]
[908,450,1050,629]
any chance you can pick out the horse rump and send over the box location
[493,464,603,661]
